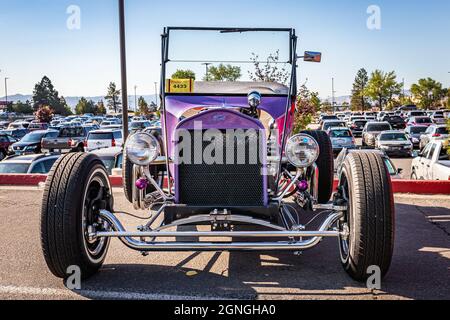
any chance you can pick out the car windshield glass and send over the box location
[380,133,408,141]
[166,29,292,93]
[99,157,115,175]
[436,127,449,135]
[389,116,403,121]
[354,121,367,126]
[131,122,150,129]
[415,118,432,124]
[383,159,396,175]
[0,163,30,174]
[410,127,427,134]
[0,136,8,143]
[21,132,45,143]
[367,124,391,132]
[89,133,113,140]
[331,130,351,138]
[59,127,83,137]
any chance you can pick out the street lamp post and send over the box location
[202,63,212,80]
[154,82,158,106]
[5,77,9,106]
[118,0,129,141]
[134,85,137,112]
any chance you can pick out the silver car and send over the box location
[375,131,413,158]
[362,122,393,148]
[327,127,356,154]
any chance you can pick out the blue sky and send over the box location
[1,0,449,99]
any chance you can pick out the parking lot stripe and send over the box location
[0,285,229,300]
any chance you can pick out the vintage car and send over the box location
[40,27,394,282]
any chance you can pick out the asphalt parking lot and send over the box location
[0,187,449,300]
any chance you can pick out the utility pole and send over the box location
[134,85,137,112]
[118,0,129,140]
[5,77,9,106]
[331,77,336,113]
[202,63,212,80]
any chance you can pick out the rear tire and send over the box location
[301,130,334,204]
[41,153,113,279]
[338,152,395,282]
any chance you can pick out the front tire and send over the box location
[41,153,113,279]
[301,130,334,204]
[337,152,395,282]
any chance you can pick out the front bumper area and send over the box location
[92,209,343,252]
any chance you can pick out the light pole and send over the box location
[118,0,129,140]
[5,77,9,106]
[331,77,336,113]
[154,82,158,106]
[134,85,137,112]
[202,63,212,80]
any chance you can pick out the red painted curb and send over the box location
[0,175,449,195]
[333,179,450,195]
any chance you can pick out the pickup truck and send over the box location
[41,126,88,153]
[411,140,450,180]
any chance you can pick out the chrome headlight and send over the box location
[125,132,160,166]
[285,134,320,168]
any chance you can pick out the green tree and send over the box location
[293,85,320,133]
[137,96,150,116]
[364,70,402,111]
[411,78,446,110]
[75,97,96,115]
[105,82,121,114]
[96,100,107,115]
[350,68,369,111]
[171,69,196,80]
[32,76,71,115]
[205,64,242,82]
[249,50,290,85]
[12,100,33,114]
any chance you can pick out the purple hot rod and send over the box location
[41,27,395,282]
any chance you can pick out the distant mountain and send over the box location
[0,94,158,111]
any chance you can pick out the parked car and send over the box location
[411,141,450,180]
[320,120,346,132]
[419,125,450,150]
[0,134,18,161]
[89,147,123,175]
[7,122,30,130]
[430,112,447,125]
[319,114,338,125]
[0,128,29,140]
[347,119,368,137]
[0,154,60,174]
[28,123,49,132]
[9,129,59,155]
[380,115,406,130]
[405,125,428,149]
[407,116,433,127]
[362,122,392,148]
[40,27,395,284]
[130,121,153,132]
[86,130,123,152]
[407,111,426,119]
[41,126,88,153]
[327,127,356,154]
[375,131,413,158]
[336,149,404,180]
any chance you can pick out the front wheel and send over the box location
[337,152,395,282]
[41,153,113,279]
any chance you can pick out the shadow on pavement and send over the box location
[73,203,449,300]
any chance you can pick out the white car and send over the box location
[411,141,450,180]
[86,129,123,152]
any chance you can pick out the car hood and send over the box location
[12,142,40,148]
